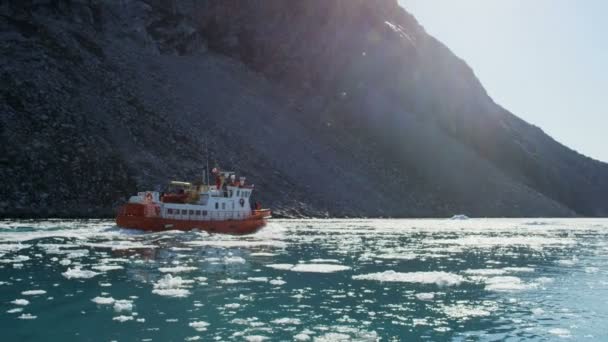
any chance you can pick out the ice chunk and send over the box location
[415,293,435,301]
[250,252,277,257]
[11,299,29,306]
[92,265,123,272]
[62,268,100,279]
[18,313,37,320]
[548,328,571,338]
[269,279,286,286]
[353,271,465,287]
[294,333,311,341]
[91,296,115,305]
[189,321,210,332]
[152,289,190,297]
[463,269,507,276]
[484,276,536,292]
[21,290,46,296]
[247,277,269,282]
[442,304,493,319]
[7,308,23,313]
[244,336,268,342]
[113,315,134,322]
[113,300,133,312]
[271,318,301,325]
[223,256,246,264]
[266,263,350,273]
[158,266,197,273]
[152,274,192,297]
[309,259,341,263]
[265,264,293,271]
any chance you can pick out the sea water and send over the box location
[1,218,607,341]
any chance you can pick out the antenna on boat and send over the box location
[205,137,210,187]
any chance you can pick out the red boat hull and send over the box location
[116,204,271,235]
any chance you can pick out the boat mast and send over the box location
[205,138,210,187]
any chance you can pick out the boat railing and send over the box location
[163,210,254,221]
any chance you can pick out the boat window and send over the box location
[215,203,218,209]
[199,194,209,205]
[168,208,173,214]
[181,209,187,215]
[202,210,208,216]
[189,210,194,215]
[237,190,240,197]
[222,203,225,210]
[195,210,201,216]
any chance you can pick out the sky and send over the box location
[399,0,608,162]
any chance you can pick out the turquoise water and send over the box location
[1,219,608,341]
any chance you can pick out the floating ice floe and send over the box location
[152,274,193,298]
[62,268,100,279]
[185,240,287,248]
[84,241,156,250]
[353,271,465,287]
[426,236,576,249]
[219,278,250,284]
[21,290,46,296]
[372,253,418,260]
[113,315,133,322]
[7,308,23,313]
[189,321,210,332]
[113,299,133,312]
[548,328,572,338]
[158,266,198,273]
[294,333,311,341]
[463,267,535,276]
[11,299,30,306]
[484,276,537,292]
[557,257,578,266]
[59,259,71,266]
[250,252,277,257]
[92,265,123,272]
[531,308,545,315]
[450,215,470,220]
[415,293,435,301]
[585,266,600,273]
[223,256,246,264]
[0,255,30,263]
[91,296,115,305]
[266,263,351,273]
[248,277,269,282]
[309,259,341,263]
[271,317,302,325]
[18,313,37,320]
[244,336,268,342]
[441,303,494,319]
[224,303,241,309]
[269,279,286,286]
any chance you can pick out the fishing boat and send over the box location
[116,168,271,234]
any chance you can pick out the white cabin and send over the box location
[129,185,256,221]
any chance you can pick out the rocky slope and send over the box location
[1,0,607,218]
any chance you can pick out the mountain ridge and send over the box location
[1,0,606,218]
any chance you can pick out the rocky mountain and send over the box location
[1,0,607,218]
